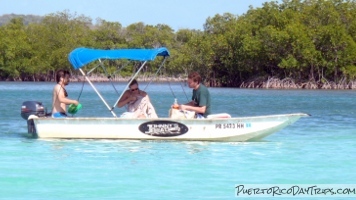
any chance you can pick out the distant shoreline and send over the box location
[69,76,186,83]
[0,75,187,83]
[1,76,355,89]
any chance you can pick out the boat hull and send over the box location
[29,113,308,142]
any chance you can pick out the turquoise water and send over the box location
[0,82,355,199]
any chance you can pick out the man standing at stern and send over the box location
[52,69,79,118]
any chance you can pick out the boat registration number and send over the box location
[215,123,251,129]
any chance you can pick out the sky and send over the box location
[1,0,274,31]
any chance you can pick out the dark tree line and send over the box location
[1,0,356,88]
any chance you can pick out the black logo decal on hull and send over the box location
[139,120,189,137]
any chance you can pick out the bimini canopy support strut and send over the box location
[142,57,168,91]
[112,61,148,110]
[78,68,117,117]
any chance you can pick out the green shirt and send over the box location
[192,84,211,117]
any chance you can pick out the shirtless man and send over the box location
[52,69,79,118]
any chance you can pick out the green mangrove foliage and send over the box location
[0,0,355,88]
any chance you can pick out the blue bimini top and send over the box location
[68,47,170,69]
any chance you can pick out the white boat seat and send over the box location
[206,113,231,119]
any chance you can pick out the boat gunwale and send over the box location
[31,113,310,121]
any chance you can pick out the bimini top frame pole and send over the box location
[78,68,117,117]
[101,56,168,111]
[112,61,147,110]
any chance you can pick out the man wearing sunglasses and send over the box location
[117,79,157,118]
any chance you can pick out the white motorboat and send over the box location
[21,47,309,141]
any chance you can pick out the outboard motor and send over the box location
[21,101,47,134]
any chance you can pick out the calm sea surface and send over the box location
[0,82,355,199]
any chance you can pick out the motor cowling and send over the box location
[21,101,47,120]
